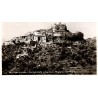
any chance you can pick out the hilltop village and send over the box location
[3,22,84,46]
[2,23,96,75]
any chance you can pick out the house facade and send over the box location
[32,23,69,43]
[33,29,46,42]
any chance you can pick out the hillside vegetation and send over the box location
[2,37,96,75]
[2,23,96,75]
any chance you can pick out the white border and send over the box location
[0,0,98,98]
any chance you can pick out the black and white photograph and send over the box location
[1,0,98,98]
[2,22,97,75]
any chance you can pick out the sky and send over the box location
[2,22,96,42]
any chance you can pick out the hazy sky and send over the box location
[2,22,96,42]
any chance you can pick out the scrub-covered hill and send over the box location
[2,37,96,75]
[2,23,96,75]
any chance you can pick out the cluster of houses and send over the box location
[3,22,70,45]
[3,23,85,59]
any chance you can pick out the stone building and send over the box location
[33,29,46,42]
[52,22,68,43]
[32,22,69,43]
